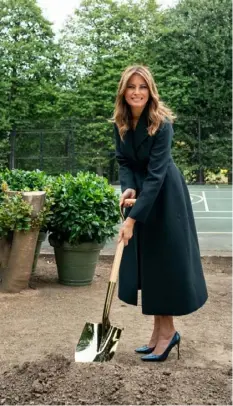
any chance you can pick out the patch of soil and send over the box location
[0,354,231,405]
[0,257,232,405]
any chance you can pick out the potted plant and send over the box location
[47,171,120,286]
[0,191,48,290]
[0,192,31,279]
[0,169,55,273]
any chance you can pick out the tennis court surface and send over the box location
[110,184,232,256]
[186,185,232,255]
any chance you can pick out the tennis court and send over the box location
[186,185,232,254]
[108,184,232,255]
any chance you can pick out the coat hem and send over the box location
[119,294,208,316]
[141,295,208,316]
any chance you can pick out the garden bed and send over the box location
[0,257,231,405]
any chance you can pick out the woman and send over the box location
[113,65,208,362]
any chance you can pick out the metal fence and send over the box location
[5,116,232,184]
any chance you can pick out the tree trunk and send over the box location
[1,191,45,293]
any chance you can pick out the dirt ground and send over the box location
[0,256,232,405]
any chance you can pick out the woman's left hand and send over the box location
[118,218,136,246]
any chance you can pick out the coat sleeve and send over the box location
[128,120,173,223]
[114,124,136,193]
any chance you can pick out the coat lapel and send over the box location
[133,105,149,151]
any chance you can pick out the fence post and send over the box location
[9,129,16,169]
[39,131,44,170]
[109,151,115,183]
[66,130,71,173]
[70,120,75,175]
[197,117,204,184]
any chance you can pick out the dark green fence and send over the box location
[4,116,232,184]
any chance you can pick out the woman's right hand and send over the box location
[119,188,136,208]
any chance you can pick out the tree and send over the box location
[59,0,159,83]
[145,0,232,178]
[58,0,161,175]
[0,0,61,131]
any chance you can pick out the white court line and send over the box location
[195,217,232,219]
[188,190,232,193]
[194,211,232,213]
[206,198,232,200]
[197,232,232,234]
[190,194,203,204]
[202,191,209,212]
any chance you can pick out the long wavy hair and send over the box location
[113,65,176,139]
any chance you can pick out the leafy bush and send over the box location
[205,170,228,184]
[0,169,55,232]
[0,170,120,242]
[48,172,120,245]
[0,169,51,193]
[0,193,44,237]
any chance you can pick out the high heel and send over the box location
[141,332,181,362]
[177,337,180,360]
[135,345,155,354]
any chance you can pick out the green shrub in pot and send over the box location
[0,193,33,237]
[47,171,120,286]
[0,191,51,236]
[0,193,33,279]
[0,170,55,273]
[0,169,49,193]
[0,169,55,232]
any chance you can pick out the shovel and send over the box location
[75,198,136,363]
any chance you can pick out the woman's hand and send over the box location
[118,189,136,246]
[119,188,136,208]
[118,217,136,246]
[123,198,136,207]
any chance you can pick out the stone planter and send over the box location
[31,231,47,275]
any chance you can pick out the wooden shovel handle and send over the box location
[109,198,136,283]
[109,240,124,283]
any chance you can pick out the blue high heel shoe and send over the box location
[135,345,156,354]
[141,332,181,362]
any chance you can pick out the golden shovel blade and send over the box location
[75,239,126,363]
[75,321,122,362]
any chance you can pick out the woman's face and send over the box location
[124,73,150,110]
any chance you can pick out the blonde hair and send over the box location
[113,65,176,139]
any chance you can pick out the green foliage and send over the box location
[48,171,120,245]
[0,137,9,169]
[0,0,231,181]
[0,169,51,192]
[0,169,55,231]
[146,0,231,118]
[57,0,160,174]
[59,0,154,82]
[145,0,231,176]
[0,0,61,134]
[0,191,52,236]
[0,170,120,243]
[0,193,32,236]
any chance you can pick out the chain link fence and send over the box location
[3,116,232,184]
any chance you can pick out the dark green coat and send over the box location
[114,108,208,316]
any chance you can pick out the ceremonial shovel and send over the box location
[75,198,136,362]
